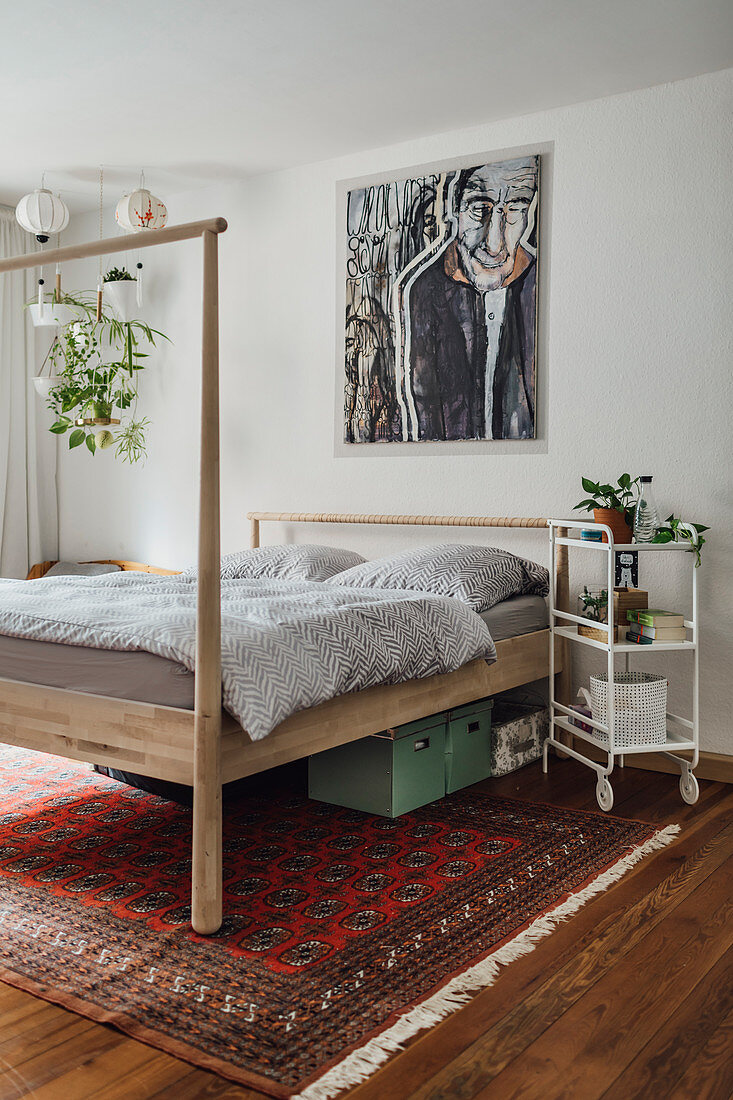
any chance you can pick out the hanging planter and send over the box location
[29,301,77,328]
[33,376,57,398]
[103,269,139,322]
[40,294,168,462]
[74,405,121,427]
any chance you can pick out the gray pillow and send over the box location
[45,561,122,577]
[328,544,549,613]
[183,544,367,582]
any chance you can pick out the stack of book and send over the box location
[626,609,687,644]
[613,587,648,641]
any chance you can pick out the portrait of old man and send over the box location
[343,154,539,443]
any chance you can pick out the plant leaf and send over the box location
[68,429,85,449]
[85,433,96,454]
[581,477,599,494]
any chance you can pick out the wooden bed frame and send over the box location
[0,222,569,934]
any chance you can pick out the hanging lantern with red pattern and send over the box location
[115,188,167,232]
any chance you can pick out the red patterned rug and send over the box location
[0,746,677,1099]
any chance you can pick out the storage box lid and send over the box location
[380,711,447,740]
[449,697,494,722]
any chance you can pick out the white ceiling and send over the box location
[1,0,731,211]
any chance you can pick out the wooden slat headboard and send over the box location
[247,511,548,544]
[246,510,565,585]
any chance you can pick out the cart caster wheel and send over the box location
[680,772,699,805]
[596,777,614,812]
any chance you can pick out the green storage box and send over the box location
[308,713,446,818]
[445,698,493,794]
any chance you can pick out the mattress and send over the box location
[479,593,547,642]
[0,594,547,713]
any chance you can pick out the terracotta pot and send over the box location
[593,508,632,545]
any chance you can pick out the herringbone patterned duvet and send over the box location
[0,573,496,741]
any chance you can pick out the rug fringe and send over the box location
[293,823,680,1100]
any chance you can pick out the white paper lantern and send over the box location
[115,189,167,231]
[15,189,70,243]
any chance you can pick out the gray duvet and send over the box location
[0,573,496,741]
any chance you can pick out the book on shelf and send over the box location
[626,608,685,628]
[626,631,655,645]
[620,629,686,642]
[626,622,687,641]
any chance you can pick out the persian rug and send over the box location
[0,746,677,1099]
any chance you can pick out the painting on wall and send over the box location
[343,154,539,443]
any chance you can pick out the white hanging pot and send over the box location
[103,279,139,322]
[32,376,56,397]
[29,303,77,328]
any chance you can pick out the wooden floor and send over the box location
[1,757,732,1100]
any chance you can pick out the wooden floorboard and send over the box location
[667,1004,733,1100]
[602,946,733,1100]
[373,793,732,1100]
[0,758,731,1100]
[469,854,733,1099]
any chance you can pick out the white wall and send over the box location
[56,68,733,754]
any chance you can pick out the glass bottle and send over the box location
[633,476,660,542]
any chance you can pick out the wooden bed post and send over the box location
[250,516,260,549]
[554,526,573,756]
[192,228,223,934]
[0,217,229,935]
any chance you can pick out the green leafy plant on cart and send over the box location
[578,585,608,623]
[573,474,641,525]
[652,515,709,567]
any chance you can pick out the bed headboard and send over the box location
[26,559,180,580]
[245,511,568,599]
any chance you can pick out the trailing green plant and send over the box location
[573,474,640,525]
[114,417,150,464]
[652,515,709,567]
[104,266,136,282]
[42,293,167,462]
[578,585,608,623]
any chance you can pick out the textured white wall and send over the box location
[57,69,733,754]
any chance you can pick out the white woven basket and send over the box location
[585,672,668,749]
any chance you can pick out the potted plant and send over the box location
[578,585,609,641]
[652,515,709,567]
[573,474,640,543]
[44,293,167,462]
[103,266,139,323]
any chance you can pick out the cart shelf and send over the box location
[553,624,697,654]
[545,518,700,811]
[551,715,697,756]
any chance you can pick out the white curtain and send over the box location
[0,206,58,577]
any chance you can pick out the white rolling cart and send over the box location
[544,519,700,811]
